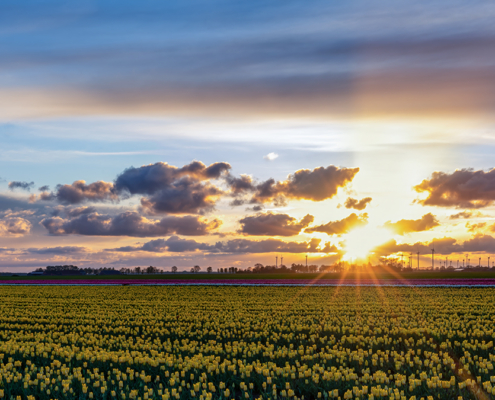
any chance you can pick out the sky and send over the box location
[2,0,495,271]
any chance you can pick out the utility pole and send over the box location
[431,248,435,270]
[417,252,420,270]
[276,256,278,268]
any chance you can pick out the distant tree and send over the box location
[171,266,178,273]
[145,266,160,274]
[291,263,305,273]
[135,267,141,274]
[207,267,212,273]
[193,265,201,273]
[308,264,318,273]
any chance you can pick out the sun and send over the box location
[342,225,390,262]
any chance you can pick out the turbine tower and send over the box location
[417,251,420,270]
[431,248,435,270]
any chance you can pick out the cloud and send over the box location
[46,180,117,204]
[40,161,231,214]
[26,246,89,255]
[114,161,231,195]
[466,222,487,233]
[230,165,359,206]
[0,217,32,236]
[38,185,50,192]
[66,206,98,218]
[383,213,439,235]
[238,212,314,236]
[449,211,476,219]
[344,197,372,210]
[40,211,220,237]
[111,236,338,254]
[374,234,495,257]
[263,152,278,161]
[8,181,34,191]
[39,161,358,215]
[414,169,495,208]
[2,5,495,122]
[139,180,223,215]
[305,213,368,236]
[111,236,212,253]
[211,238,336,254]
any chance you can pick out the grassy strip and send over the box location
[2,271,495,281]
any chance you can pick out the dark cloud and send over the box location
[114,161,230,195]
[8,181,34,191]
[139,179,222,214]
[211,238,336,254]
[40,161,231,214]
[449,211,475,219]
[305,213,368,236]
[374,234,495,257]
[230,165,359,206]
[49,180,117,204]
[111,236,337,254]
[66,206,98,218]
[344,197,372,210]
[36,161,358,216]
[26,246,88,255]
[38,185,50,192]
[112,236,212,253]
[383,213,439,235]
[414,169,495,208]
[226,175,256,195]
[238,212,314,236]
[0,217,32,236]
[40,211,220,237]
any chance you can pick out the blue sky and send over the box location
[2,0,495,271]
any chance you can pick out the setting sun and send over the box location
[342,225,391,262]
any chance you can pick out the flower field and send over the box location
[1,286,495,400]
[2,279,495,286]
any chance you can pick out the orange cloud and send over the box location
[305,213,368,236]
[383,213,439,235]
[344,197,372,210]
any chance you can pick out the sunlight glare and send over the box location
[342,225,390,262]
